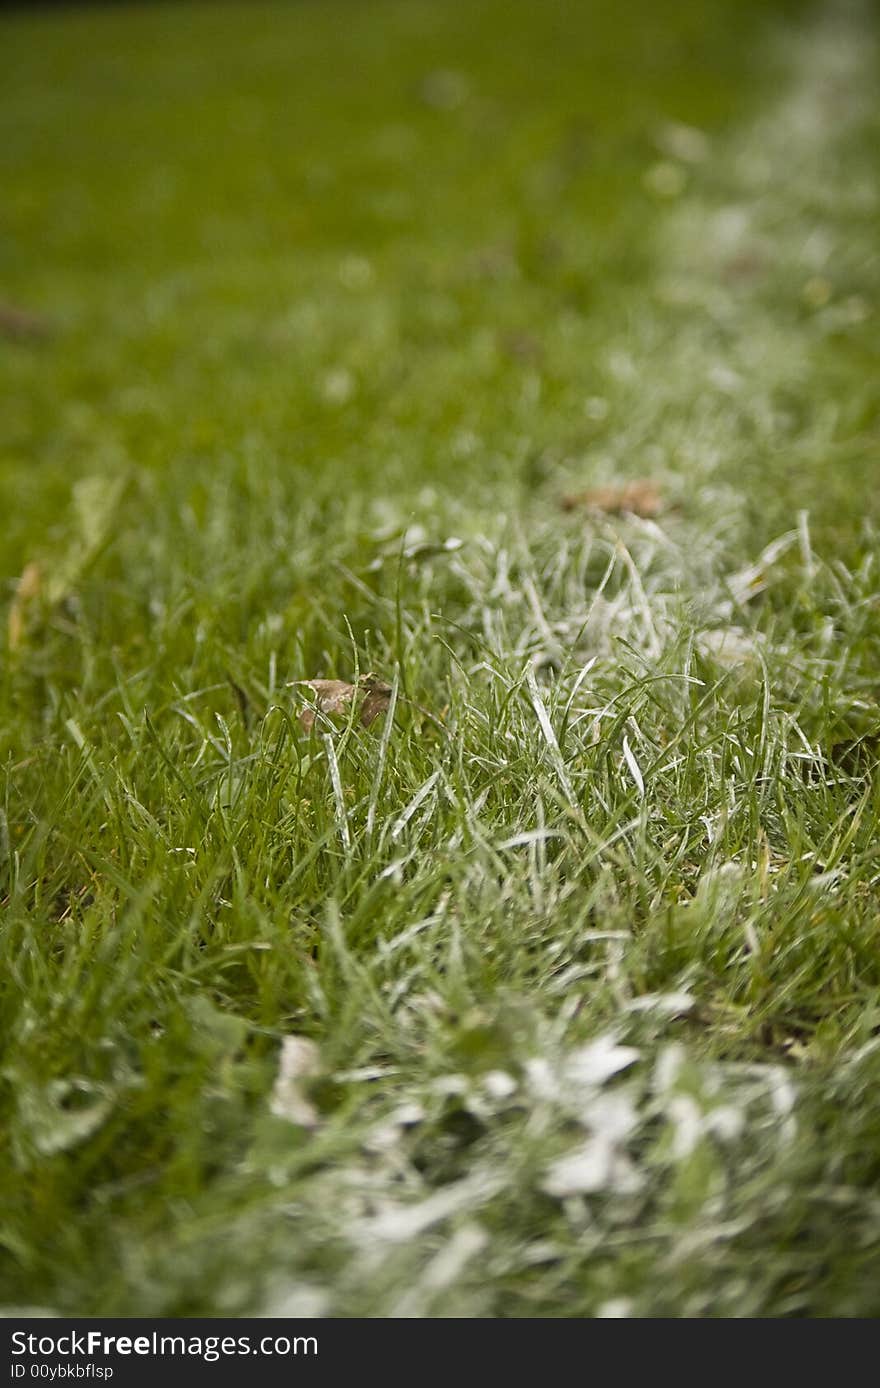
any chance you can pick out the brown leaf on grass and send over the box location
[722,251,765,284]
[294,674,393,731]
[359,676,395,728]
[560,480,663,518]
[7,562,42,651]
[0,303,50,341]
[499,330,543,363]
[7,476,128,654]
[42,474,129,607]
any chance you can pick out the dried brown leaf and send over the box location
[499,331,543,363]
[560,480,663,518]
[0,303,50,341]
[7,562,42,651]
[294,674,393,731]
[7,476,128,655]
[722,251,765,284]
[296,680,355,730]
[359,676,394,727]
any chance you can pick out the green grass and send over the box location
[2,0,880,1317]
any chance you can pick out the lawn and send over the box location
[2,0,880,1317]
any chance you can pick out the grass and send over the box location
[1,0,880,1317]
